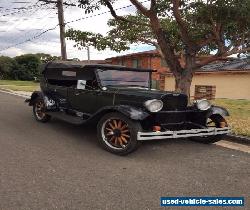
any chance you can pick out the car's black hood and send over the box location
[108,86,184,99]
[107,86,188,110]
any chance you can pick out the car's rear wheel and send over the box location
[33,98,51,123]
[190,114,228,144]
[97,112,141,155]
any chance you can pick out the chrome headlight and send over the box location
[195,99,211,110]
[144,99,163,112]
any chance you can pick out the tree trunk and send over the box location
[175,71,193,100]
[148,14,197,102]
[175,54,195,102]
[149,15,183,75]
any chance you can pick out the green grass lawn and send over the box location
[213,99,250,137]
[0,80,39,92]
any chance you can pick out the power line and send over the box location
[0,4,56,45]
[65,0,150,24]
[0,24,59,52]
[0,0,150,53]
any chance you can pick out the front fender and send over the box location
[26,91,44,106]
[90,105,150,122]
[207,105,230,117]
[113,105,150,120]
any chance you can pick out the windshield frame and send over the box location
[95,68,152,89]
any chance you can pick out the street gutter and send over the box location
[225,134,250,146]
[0,88,31,98]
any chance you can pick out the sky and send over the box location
[0,0,154,60]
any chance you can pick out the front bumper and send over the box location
[137,127,230,141]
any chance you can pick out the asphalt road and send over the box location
[0,92,249,210]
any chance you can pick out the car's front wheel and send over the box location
[97,112,141,155]
[33,98,51,123]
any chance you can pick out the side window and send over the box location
[48,79,77,87]
[76,69,99,90]
[47,70,77,87]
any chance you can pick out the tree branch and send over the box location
[130,0,151,16]
[226,46,250,57]
[103,0,150,26]
[172,0,196,54]
[194,46,250,69]
[196,35,215,49]
[150,0,156,11]
[137,38,158,46]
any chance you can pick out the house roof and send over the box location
[200,59,250,72]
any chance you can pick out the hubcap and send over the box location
[101,118,131,150]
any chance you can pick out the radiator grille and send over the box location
[161,93,188,111]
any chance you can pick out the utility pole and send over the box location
[87,46,90,63]
[57,0,67,60]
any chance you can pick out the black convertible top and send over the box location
[42,60,155,80]
[44,60,155,72]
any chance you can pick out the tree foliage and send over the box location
[0,56,18,80]
[35,53,61,63]
[13,54,41,80]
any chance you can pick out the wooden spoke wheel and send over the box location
[33,99,51,123]
[97,112,141,155]
[102,118,131,149]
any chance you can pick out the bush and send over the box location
[14,54,41,81]
[0,56,18,80]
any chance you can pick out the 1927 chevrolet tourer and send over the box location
[26,61,230,155]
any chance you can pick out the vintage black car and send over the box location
[26,61,230,155]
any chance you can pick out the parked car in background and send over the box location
[25,61,230,155]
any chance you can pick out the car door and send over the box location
[68,87,99,114]
[46,81,69,109]
[67,69,100,114]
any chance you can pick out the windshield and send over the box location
[97,69,150,88]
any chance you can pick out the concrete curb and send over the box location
[0,88,32,99]
[225,134,250,146]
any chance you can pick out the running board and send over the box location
[48,111,86,125]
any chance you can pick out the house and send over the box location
[106,51,250,100]
[164,59,250,100]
